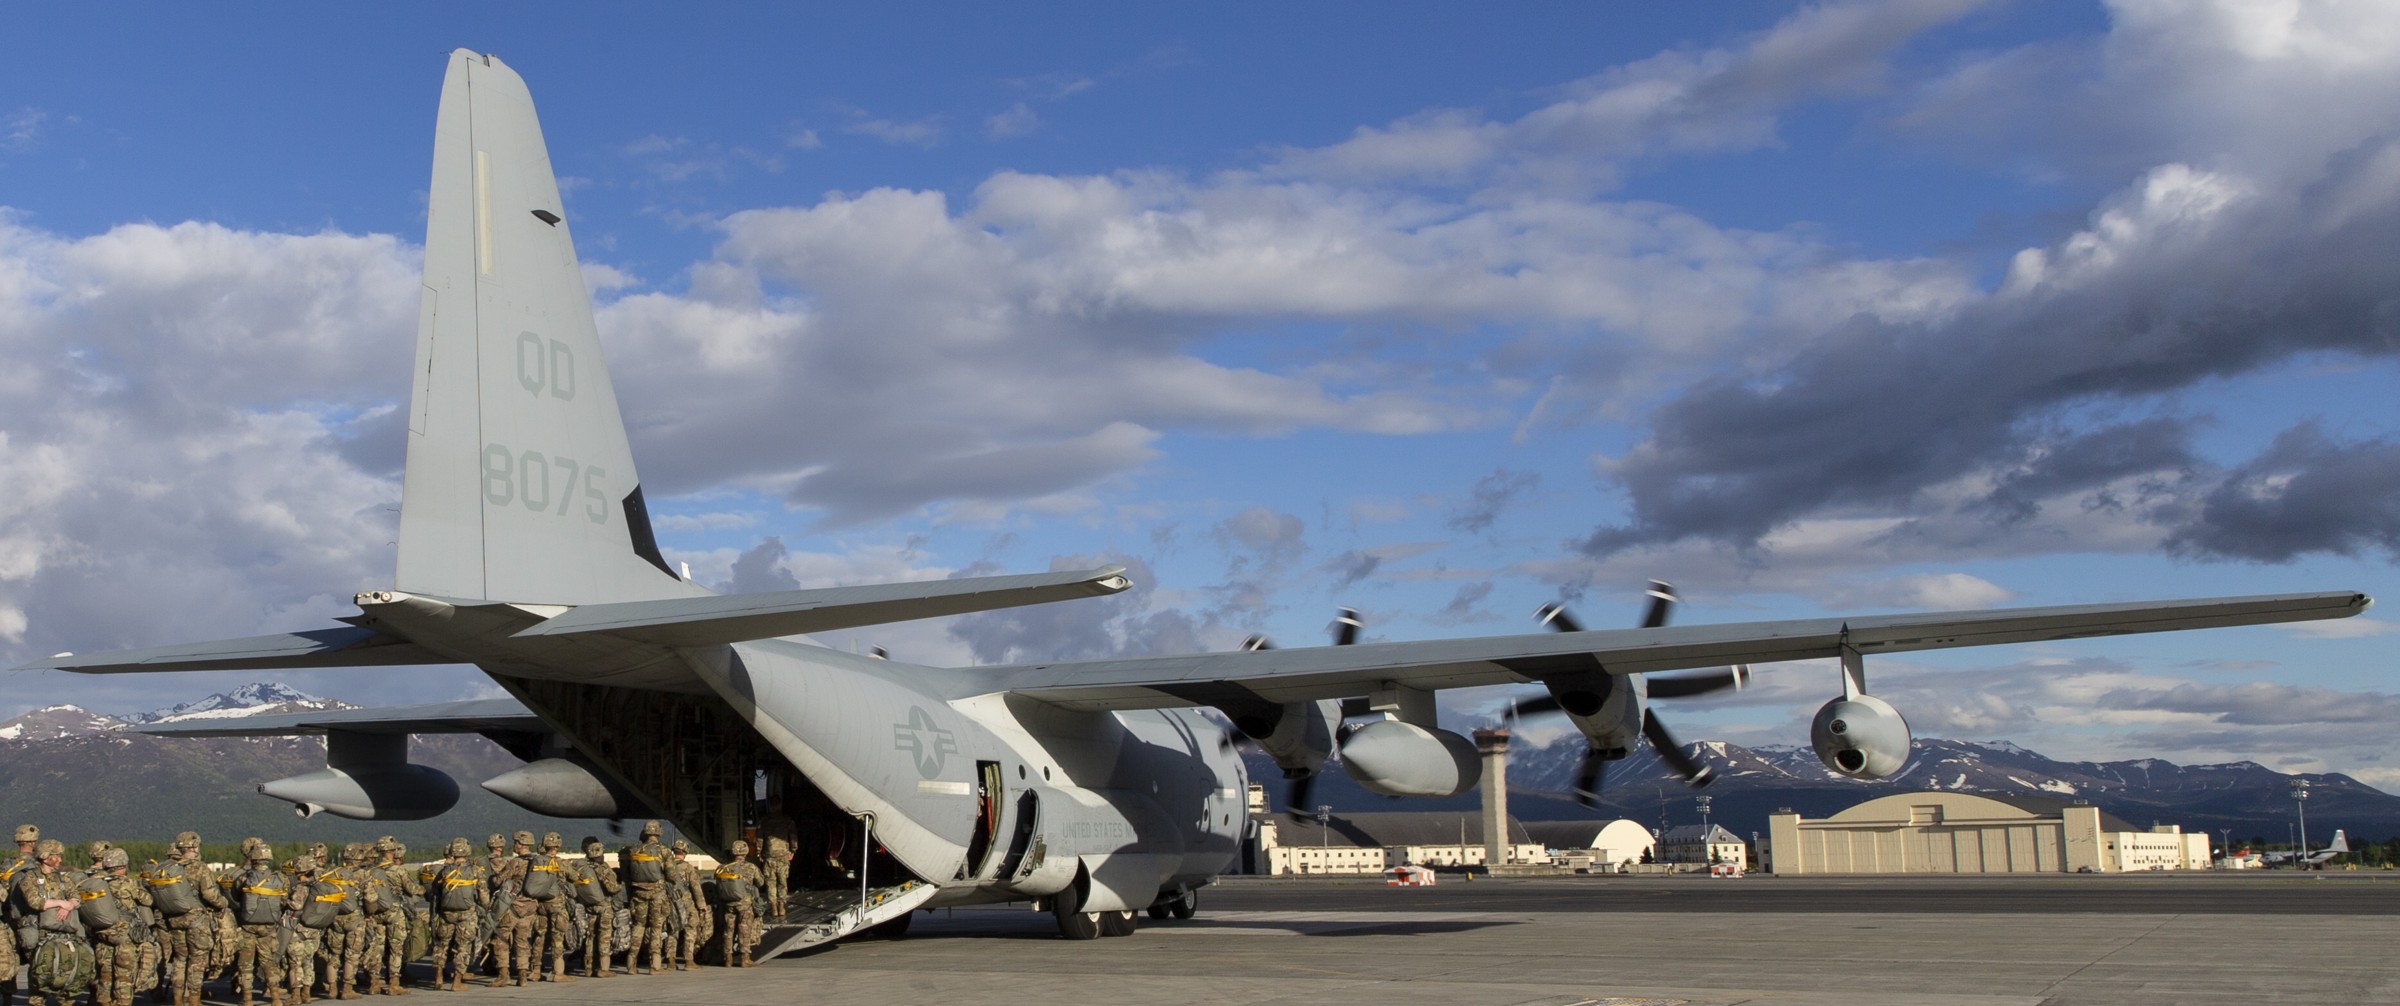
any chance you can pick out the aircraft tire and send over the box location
[1146,904,1171,920]
[1098,909,1139,937]
[1169,889,1198,920]
[1052,887,1103,941]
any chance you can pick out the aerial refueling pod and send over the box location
[481,756,646,818]
[1811,693,1911,780]
[1337,720,1479,798]
[258,731,460,820]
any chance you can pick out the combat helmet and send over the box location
[102,848,129,870]
[446,839,472,859]
[541,831,562,850]
[174,831,202,852]
[11,824,35,844]
[486,834,505,851]
[640,820,662,838]
[512,830,535,849]
[34,839,63,860]
[730,839,751,857]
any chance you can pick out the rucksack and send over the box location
[30,934,95,997]
[141,861,200,917]
[522,855,562,901]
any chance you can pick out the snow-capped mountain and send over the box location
[0,704,128,741]
[127,682,353,725]
[1250,733,2400,839]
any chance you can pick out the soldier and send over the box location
[148,831,228,1006]
[365,837,417,996]
[424,841,485,993]
[311,844,368,1000]
[287,857,335,1005]
[619,820,670,974]
[712,840,766,968]
[0,824,36,1006]
[14,838,87,1006]
[763,835,793,918]
[476,835,509,978]
[661,840,710,972]
[81,847,151,1006]
[230,847,298,1006]
[570,838,623,978]
[483,831,531,987]
[516,833,574,985]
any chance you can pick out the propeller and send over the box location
[1240,609,1370,816]
[1512,580,1744,805]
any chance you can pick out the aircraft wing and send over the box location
[976,591,2370,710]
[132,698,542,738]
[25,627,449,674]
[511,565,1132,647]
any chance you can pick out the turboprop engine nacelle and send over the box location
[481,756,645,818]
[1236,699,1342,779]
[1339,720,1480,798]
[1811,693,1912,780]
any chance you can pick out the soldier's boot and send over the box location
[548,962,574,984]
[483,962,508,989]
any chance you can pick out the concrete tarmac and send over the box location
[333,874,2400,1005]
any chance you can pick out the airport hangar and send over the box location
[1765,790,2213,874]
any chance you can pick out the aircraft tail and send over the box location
[2326,830,2348,854]
[397,51,696,606]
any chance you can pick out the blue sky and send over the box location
[4,2,2398,789]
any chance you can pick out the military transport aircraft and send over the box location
[24,51,2371,953]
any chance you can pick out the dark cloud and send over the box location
[1432,580,1497,625]
[1326,549,1383,591]
[1448,468,1539,534]
[1583,151,2400,559]
[2166,423,2400,562]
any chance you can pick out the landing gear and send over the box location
[1097,910,1138,937]
[1052,885,1102,941]
[1145,888,1199,920]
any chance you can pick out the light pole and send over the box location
[2219,828,2232,866]
[2289,779,2310,865]
[1314,805,1332,851]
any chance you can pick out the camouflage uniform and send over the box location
[81,848,151,1006]
[661,841,711,971]
[152,832,228,1006]
[762,836,793,917]
[315,844,369,1000]
[230,849,300,1006]
[365,838,418,995]
[516,833,575,984]
[571,840,623,977]
[484,832,532,987]
[478,835,515,980]
[620,822,671,973]
[0,825,41,1002]
[287,858,331,1005]
[424,842,487,992]
[14,839,89,1006]
[713,841,766,968]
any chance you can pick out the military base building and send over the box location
[1766,791,2212,875]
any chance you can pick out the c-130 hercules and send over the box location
[27,51,2370,952]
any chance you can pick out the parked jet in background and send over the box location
[24,51,2372,955]
[2264,830,2350,868]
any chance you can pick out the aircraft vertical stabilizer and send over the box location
[399,50,696,606]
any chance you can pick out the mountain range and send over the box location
[1253,733,2400,845]
[0,683,621,849]
[4,681,2387,849]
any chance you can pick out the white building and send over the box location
[1524,819,1657,872]
[1247,802,1549,876]
[1658,824,1748,867]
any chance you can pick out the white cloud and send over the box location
[846,115,943,149]
[986,102,1038,139]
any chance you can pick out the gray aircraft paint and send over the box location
[25,48,2374,951]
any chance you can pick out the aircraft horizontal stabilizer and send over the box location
[511,565,1133,647]
[23,626,448,675]
[131,698,541,738]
